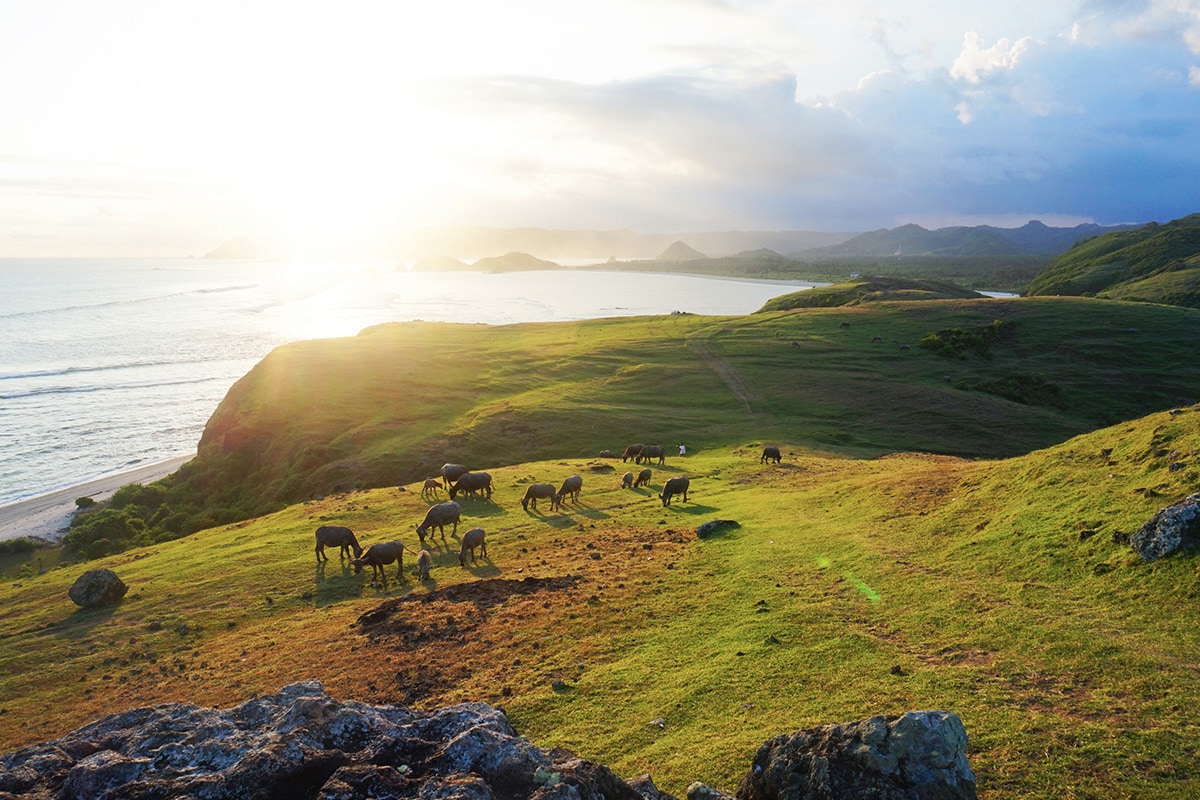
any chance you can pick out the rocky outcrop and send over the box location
[0,681,668,800]
[0,683,975,800]
[1130,492,1200,561]
[736,710,977,800]
[67,568,128,608]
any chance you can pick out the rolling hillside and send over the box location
[758,275,983,309]
[3,403,1199,799]
[162,297,1200,535]
[1024,214,1200,307]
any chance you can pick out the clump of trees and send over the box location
[919,319,1012,359]
[0,537,35,556]
[63,477,274,560]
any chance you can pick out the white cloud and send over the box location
[950,32,1033,84]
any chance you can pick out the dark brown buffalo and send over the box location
[638,445,666,465]
[314,525,362,563]
[659,476,690,507]
[449,471,493,501]
[521,483,558,511]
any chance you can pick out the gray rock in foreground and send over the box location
[1130,492,1200,561]
[736,710,977,800]
[0,682,976,800]
[67,568,128,608]
[0,680,668,800]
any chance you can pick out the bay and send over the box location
[0,259,818,506]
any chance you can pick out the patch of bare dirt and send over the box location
[349,522,692,708]
[357,576,582,633]
[354,577,584,704]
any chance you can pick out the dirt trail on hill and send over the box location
[688,340,756,415]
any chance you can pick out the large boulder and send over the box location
[67,568,128,608]
[1130,492,1200,562]
[736,710,977,800]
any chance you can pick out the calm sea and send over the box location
[0,259,817,506]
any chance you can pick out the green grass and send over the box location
[758,275,983,310]
[4,296,1200,798]
[3,404,1200,798]
[159,297,1200,541]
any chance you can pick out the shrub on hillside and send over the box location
[956,373,1066,408]
[64,508,148,558]
[111,482,168,511]
[0,537,36,556]
[920,319,1011,359]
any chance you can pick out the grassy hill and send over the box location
[153,297,1199,535]
[758,275,983,309]
[580,252,1044,292]
[3,402,1200,799]
[1025,214,1200,307]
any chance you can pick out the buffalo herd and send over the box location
[322,442,781,588]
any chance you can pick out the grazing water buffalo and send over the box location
[634,468,652,488]
[416,549,432,582]
[622,444,644,462]
[440,463,470,489]
[449,471,493,501]
[416,501,462,544]
[521,483,558,511]
[621,471,634,488]
[352,540,405,588]
[459,527,487,566]
[556,474,583,506]
[420,478,442,499]
[314,525,362,563]
[659,476,690,507]
[599,449,616,458]
[761,446,782,464]
[637,445,666,465]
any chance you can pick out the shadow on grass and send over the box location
[660,503,720,515]
[556,503,611,521]
[458,501,507,520]
[49,604,120,638]
[459,560,501,579]
[313,560,368,606]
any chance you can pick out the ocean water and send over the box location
[0,259,817,506]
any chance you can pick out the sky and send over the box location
[1,0,1198,257]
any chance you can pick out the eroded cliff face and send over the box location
[0,681,977,800]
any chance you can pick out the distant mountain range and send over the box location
[204,220,1138,263]
[395,227,853,261]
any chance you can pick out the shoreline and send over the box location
[0,455,193,544]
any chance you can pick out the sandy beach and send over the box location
[0,455,193,544]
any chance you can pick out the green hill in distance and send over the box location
[758,275,983,310]
[1025,213,1200,307]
